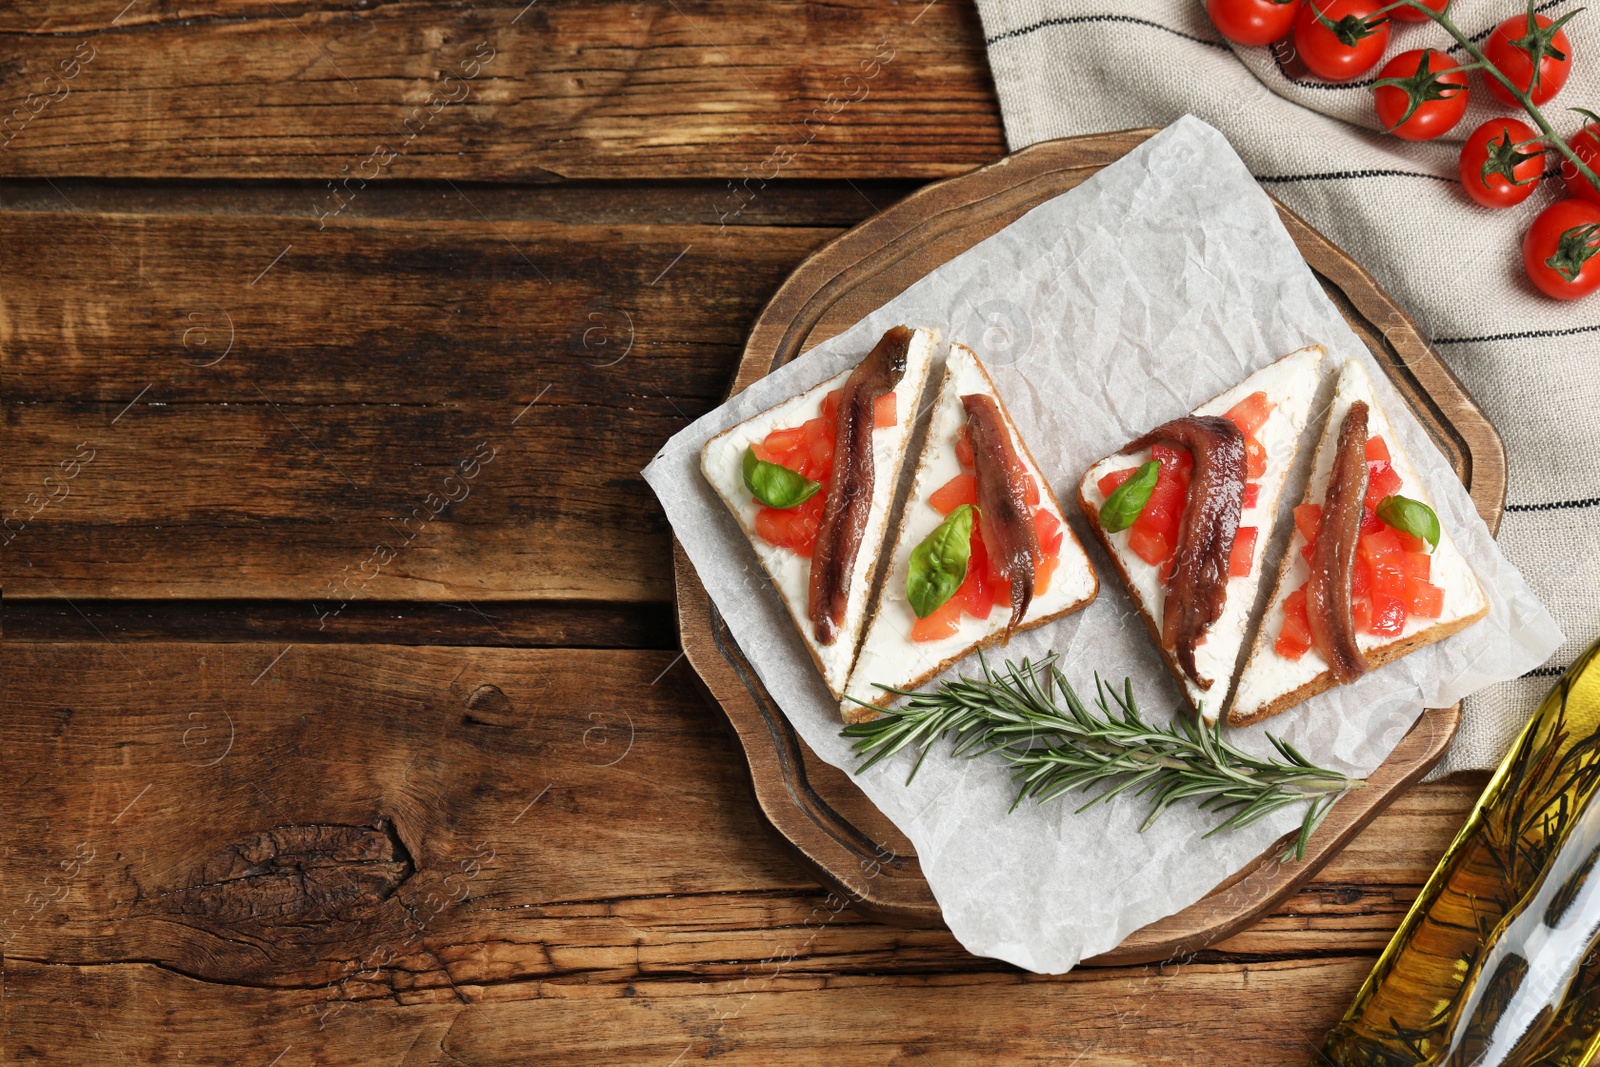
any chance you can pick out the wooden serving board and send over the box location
[673,128,1506,965]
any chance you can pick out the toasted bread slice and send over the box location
[1078,346,1327,722]
[699,326,938,700]
[1229,358,1490,726]
[841,343,1098,722]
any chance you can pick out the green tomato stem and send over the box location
[1386,0,1600,194]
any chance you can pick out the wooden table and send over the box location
[2,3,1486,1062]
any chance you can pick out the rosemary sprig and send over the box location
[842,653,1364,860]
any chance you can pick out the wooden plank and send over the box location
[5,641,1472,1062]
[1,201,838,601]
[0,1,1004,180]
[3,599,679,648]
[0,177,927,228]
[8,955,1374,1064]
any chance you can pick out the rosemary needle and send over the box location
[841,653,1364,860]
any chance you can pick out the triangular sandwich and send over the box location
[1078,345,1326,723]
[1229,357,1489,725]
[841,342,1099,722]
[700,326,938,700]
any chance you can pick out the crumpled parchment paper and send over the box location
[642,117,1563,973]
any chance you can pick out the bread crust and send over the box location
[842,345,1099,723]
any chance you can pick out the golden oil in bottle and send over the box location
[1318,638,1600,1066]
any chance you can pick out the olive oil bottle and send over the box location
[1318,638,1600,1066]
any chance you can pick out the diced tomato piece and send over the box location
[1365,460,1404,510]
[1244,434,1267,478]
[957,528,995,620]
[1152,443,1194,474]
[1369,592,1407,637]
[1129,525,1171,567]
[1362,529,1407,600]
[1404,578,1445,618]
[910,596,964,642]
[754,506,789,549]
[764,425,807,457]
[1144,473,1185,513]
[1123,460,1188,565]
[754,494,825,556]
[1394,529,1425,552]
[928,473,977,515]
[962,540,989,616]
[1276,611,1314,659]
[1242,482,1260,509]
[1352,598,1372,634]
[755,506,813,557]
[1361,506,1384,533]
[1360,526,1403,565]
[980,528,1017,595]
[1033,509,1064,557]
[1097,467,1138,499]
[873,392,897,429]
[1020,472,1040,507]
[959,566,995,620]
[749,440,779,464]
[800,417,829,446]
[808,432,834,472]
[1035,555,1059,596]
[1371,561,1407,603]
[822,389,843,423]
[1224,391,1275,437]
[1228,526,1257,578]
[955,427,975,470]
[1403,552,1431,582]
[1294,504,1322,544]
[1365,435,1390,464]
[1301,542,1315,565]
[1283,586,1309,623]
[980,530,1012,601]
[1141,471,1187,530]
[959,578,995,621]
[1135,501,1180,545]
[1352,557,1371,598]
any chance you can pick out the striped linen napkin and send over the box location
[975,0,1594,772]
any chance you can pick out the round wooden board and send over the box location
[674,128,1506,966]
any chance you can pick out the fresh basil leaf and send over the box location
[1100,461,1161,533]
[1377,494,1440,551]
[742,447,821,509]
[907,504,976,619]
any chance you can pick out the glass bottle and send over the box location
[1318,637,1600,1066]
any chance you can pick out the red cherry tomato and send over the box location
[1459,118,1544,208]
[1208,0,1303,45]
[1523,199,1600,300]
[1293,0,1391,81]
[1373,50,1468,141]
[1562,121,1600,205]
[1483,12,1573,107]
[1387,0,1446,22]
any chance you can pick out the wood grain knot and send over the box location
[464,683,519,727]
[151,821,414,928]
